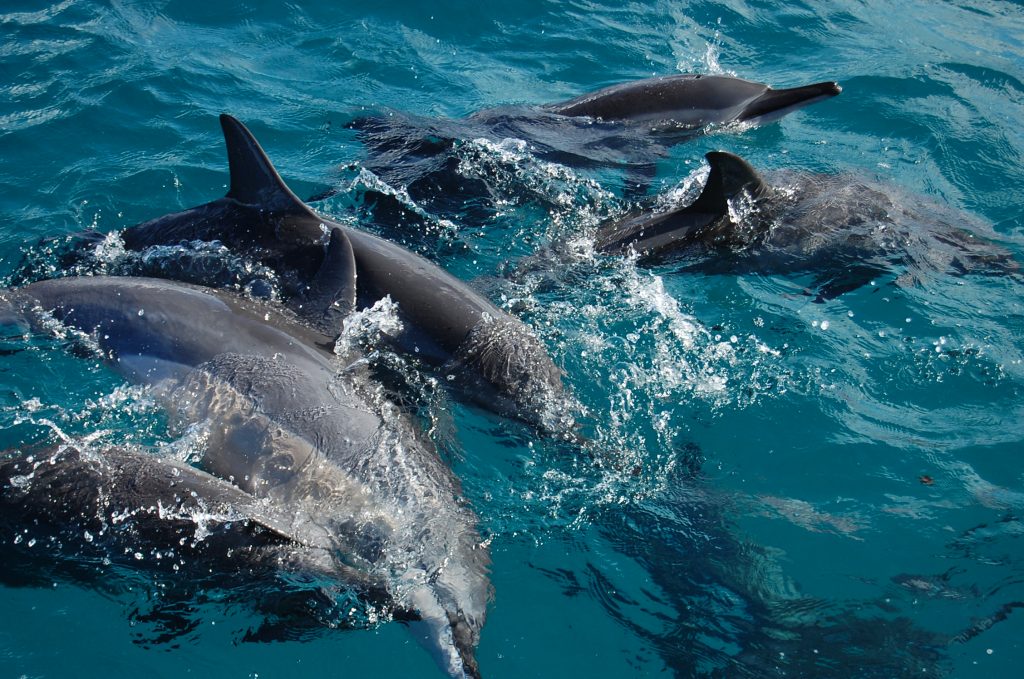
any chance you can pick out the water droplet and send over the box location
[137,309,145,317]
[820,320,830,331]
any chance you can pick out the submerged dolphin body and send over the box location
[1,276,491,678]
[594,151,1020,300]
[110,115,569,432]
[0,443,396,632]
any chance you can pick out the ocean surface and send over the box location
[2,1,1023,677]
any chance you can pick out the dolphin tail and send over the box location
[741,81,841,124]
[688,151,770,215]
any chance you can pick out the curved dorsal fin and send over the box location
[301,227,357,335]
[686,151,769,216]
[660,151,771,247]
[220,114,309,213]
[684,150,770,218]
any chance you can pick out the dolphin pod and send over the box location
[113,114,572,433]
[1,275,491,678]
[594,151,1020,300]
[21,67,1013,679]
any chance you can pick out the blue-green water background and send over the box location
[2,0,1024,676]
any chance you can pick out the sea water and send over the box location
[1,1,1022,676]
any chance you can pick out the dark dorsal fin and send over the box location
[686,151,770,217]
[220,114,310,213]
[301,227,357,335]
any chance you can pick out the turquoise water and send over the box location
[2,0,1024,676]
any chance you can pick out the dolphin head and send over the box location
[402,515,492,679]
[450,316,575,434]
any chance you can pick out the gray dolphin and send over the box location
[344,72,841,209]
[111,114,569,432]
[1,275,491,678]
[545,74,841,129]
[594,151,1020,300]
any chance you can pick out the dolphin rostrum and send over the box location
[1,275,492,678]
[109,115,571,432]
[594,151,1020,300]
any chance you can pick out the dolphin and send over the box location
[344,72,841,210]
[1,275,492,678]
[98,115,570,432]
[544,73,841,129]
[593,151,1020,300]
[0,443,396,632]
